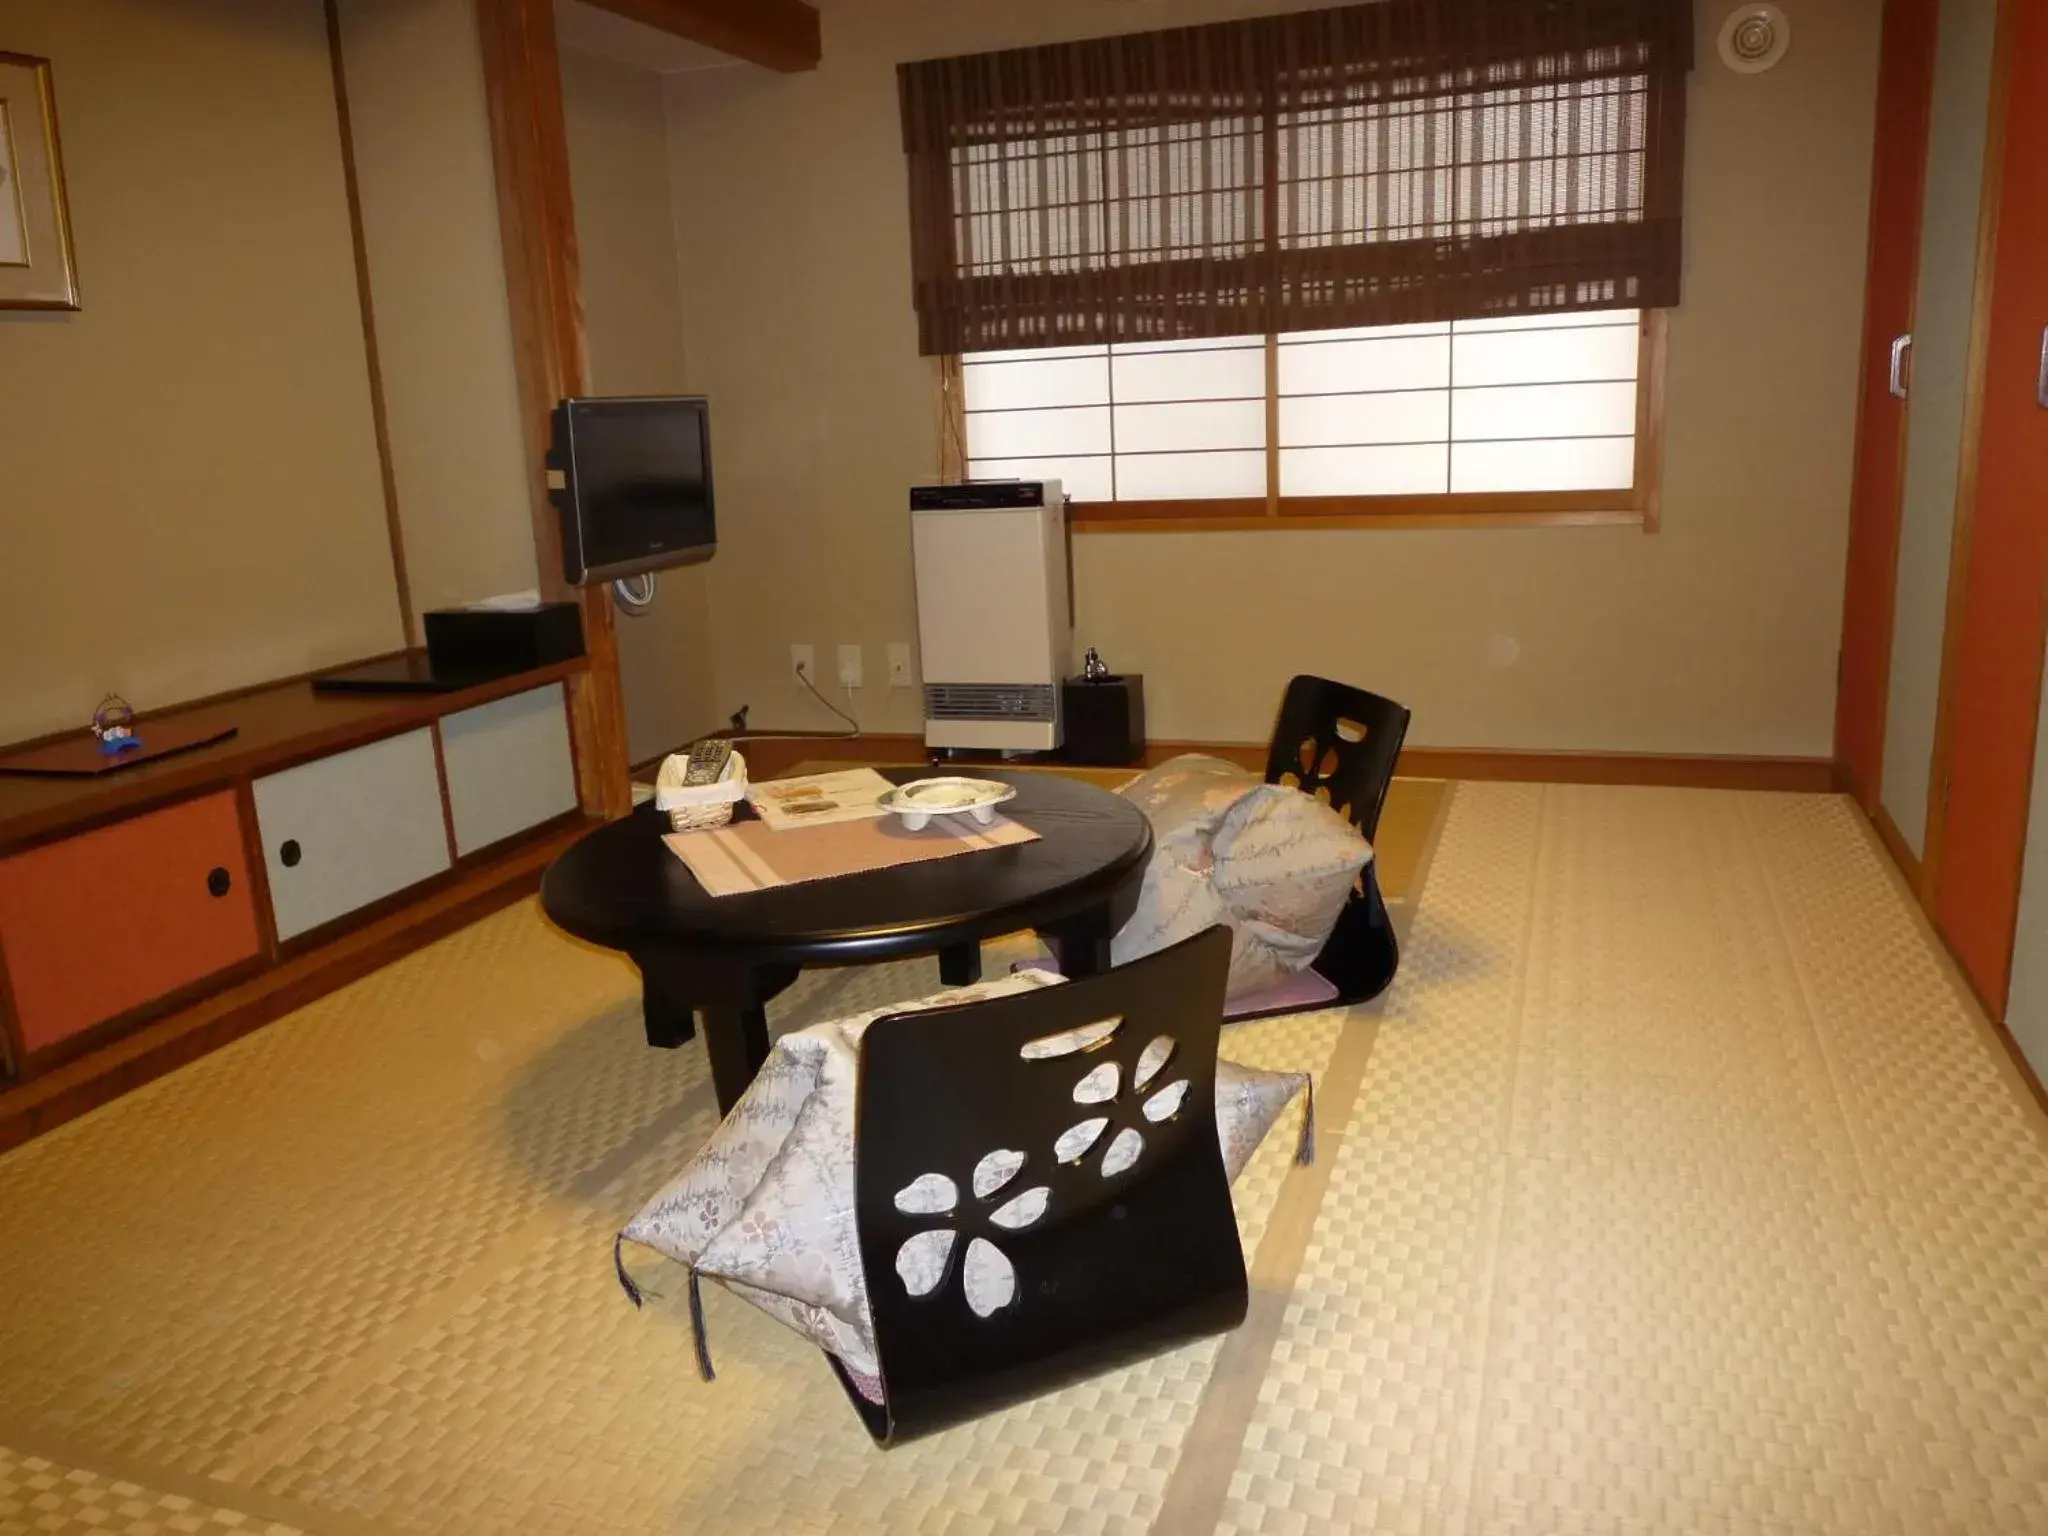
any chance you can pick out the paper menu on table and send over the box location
[745,767,896,831]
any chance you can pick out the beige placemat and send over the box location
[665,813,1040,896]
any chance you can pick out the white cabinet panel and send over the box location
[254,728,451,942]
[439,683,578,857]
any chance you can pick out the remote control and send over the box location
[682,738,733,787]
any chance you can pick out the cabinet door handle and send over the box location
[1889,333,1912,399]
[2037,326,2048,409]
[279,839,302,869]
[206,866,232,898]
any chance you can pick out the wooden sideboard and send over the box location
[0,658,598,1147]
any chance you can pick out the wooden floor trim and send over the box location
[715,731,1839,793]
[1849,799,2048,1134]
[1392,746,1835,792]
[0,820,595,1153]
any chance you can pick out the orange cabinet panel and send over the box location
[0,791,262,1055]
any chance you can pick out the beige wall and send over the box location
[663,0,1881,754]
[560,45,718,765]
[337,0,537,627]
[0,0,403,743]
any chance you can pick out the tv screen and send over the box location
[550,396,715,584]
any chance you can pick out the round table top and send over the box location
[541,767,1153,970]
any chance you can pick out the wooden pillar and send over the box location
[475,0,632,820]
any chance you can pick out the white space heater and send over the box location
[910,480,1072,753]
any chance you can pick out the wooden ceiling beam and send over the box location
[582,0,821,72]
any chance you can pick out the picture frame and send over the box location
[0,51,78,310]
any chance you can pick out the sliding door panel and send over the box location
[1880,0,2000,857]
[1836,0,1940,808]
[1934,0,2048,1014]
[2002,662,2048,1073]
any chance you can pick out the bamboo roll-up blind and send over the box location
[899,0,1693,356]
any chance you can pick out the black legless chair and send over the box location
[1250,676,1412,1014]
[837,925,1245,1446]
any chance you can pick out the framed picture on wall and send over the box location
[0,52,78,310]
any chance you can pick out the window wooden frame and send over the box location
[944,311,1668,535]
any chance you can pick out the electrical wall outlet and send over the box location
[886,642,914,689]
[837,643,864,689]
[789,644,814,685]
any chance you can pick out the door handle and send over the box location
[2037,326,2048,409]
[1889,333,1912,399]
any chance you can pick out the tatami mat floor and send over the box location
[3,783,2047,1534]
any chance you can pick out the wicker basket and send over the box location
[654,748,748,832]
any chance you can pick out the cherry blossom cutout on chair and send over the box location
[1133,1035,1176,1091]
[895,1229,956,1297]
[1050,1036,1189,1183]
[1100,1127,1144,1177]
[1072,1061,1121,1104]
[892,1026,1198,1318]
[1055,1117,1110,1162]
[962,1238,1014,1317]
[973,1148,1025,1198]
[892,1147,1041,1317]
[989,1184,1049,1230]
[1018,1014,1122,1060]
[1141,1080,1191,1121]
[893,1172,957,1216]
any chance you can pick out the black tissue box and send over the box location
[424,602,586,680]
[1061,673,1146,766]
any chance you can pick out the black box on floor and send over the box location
[423,602,585,680]
[1061,673,1146,766]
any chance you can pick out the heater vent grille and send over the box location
[925,683,1057,723]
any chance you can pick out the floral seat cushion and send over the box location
[1114,755,1372,997]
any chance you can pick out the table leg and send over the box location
[702,1005,772,1116]
[939,942,983,986]
[641,978,697,1049]
[1043,904,1116,978]
[659,960,798,1117]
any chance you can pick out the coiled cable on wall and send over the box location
[612,572,657,615]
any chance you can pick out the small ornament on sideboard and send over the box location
[91,696,142,757]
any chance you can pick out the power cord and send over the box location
[795,661,861,735]
[670,672,864,755]
[611,572,657,614]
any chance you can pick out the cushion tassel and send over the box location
[1295,1074,1317,1167]
[614,1233,644,1309]
[688,1267,717,1382]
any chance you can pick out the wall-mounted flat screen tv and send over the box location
[548,395,715,584]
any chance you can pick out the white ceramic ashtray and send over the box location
[877,776,1017,830]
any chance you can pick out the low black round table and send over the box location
[541,769,1154,1115]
